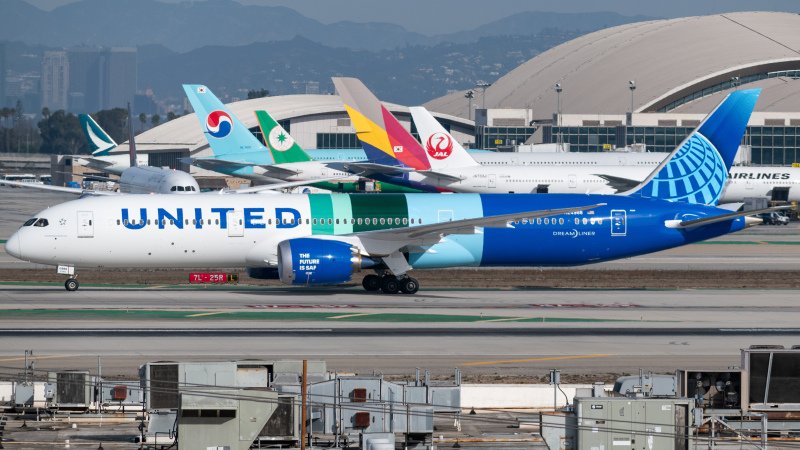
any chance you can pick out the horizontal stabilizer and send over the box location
[593,174,642,193]
[665,206,793,229]
[0,179,118,196]
[417,170,467,182]
[221,177,341,194]
[341,162,416,176]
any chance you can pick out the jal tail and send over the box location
[409,106,480,169]
[79,114,117,156]
[332,77,430,170]
[254,110,312,164]
[182,84,274,163]
[623,89,760,205]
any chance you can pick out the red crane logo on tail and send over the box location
[425,132,453,160]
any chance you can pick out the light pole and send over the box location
[465,90,474,121]
[555,83,563,152]
[477,82,491,110]
[629,80,636,113]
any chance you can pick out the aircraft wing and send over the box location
[348,204,605,254]
[0,180,118,196]
[184,157,301,176]
[340,162,415,176]
[56,172,119,183]
[593,174,642,193]
[665,206,793,229]
[221,177,340,194]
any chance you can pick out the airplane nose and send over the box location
[5,233,21,259]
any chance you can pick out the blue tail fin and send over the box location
[625,89,759,205]
[182,84,274,163]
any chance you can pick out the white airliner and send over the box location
[410,106,800,202]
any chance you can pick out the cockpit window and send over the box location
[33,218,49,227]
[170,186,177,191]
[176,186,185,191]
[23,218,38,226]
[186,186,195,191]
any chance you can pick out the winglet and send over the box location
[127,103,137,168]
[623,89,760,206]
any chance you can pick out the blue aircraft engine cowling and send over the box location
[277,238,379,285]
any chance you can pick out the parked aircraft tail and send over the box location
[623,89,760,205]
[79,114,117,156]
[409,106,481,169]
[254,110,312,164]
[182,84,275,164]
[332,77,430,170]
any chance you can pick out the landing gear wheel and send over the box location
[65,278,79,292]
[400,277,419,294]
[362,274,381,291]
[380,276,400,294]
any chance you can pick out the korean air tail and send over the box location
[79,114,117,156]
[332,77,430,170]
[409,106,481,170]
[623,89,760,205]
[254,110,312,164]
[182,84,275,164]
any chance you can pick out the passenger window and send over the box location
[380,218,386,225]
[291,219,295,225]
[358,218,362,225]
[215,219,219,225]
[411,218,414,224]
[328,219,332,225]
[239,219,243,225]
[575,218,579,224]
[148,219,151,225]
[419,218,422,224]
[185,219,189,225]
[313,219,317,225]
[388,218,393,225]
[192,219,196,225]
[536,218,541,225]
[351,218,355,224]
[336,219,340,225]
[23,218,38,226]
[582,218,588,225]
[170,220,174,225]
[366,218,371,225]
[89,220,92,226]
[124,219,128,225]
[544,218,549,224]
[115,219,120,226]
[403,218,408,225]
[559,218,564,225]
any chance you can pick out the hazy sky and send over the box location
[24,0,800,35]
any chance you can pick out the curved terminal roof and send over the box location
[423,12,800,119]
[130,94,473,154]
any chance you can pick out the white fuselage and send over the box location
[118,166,200,194]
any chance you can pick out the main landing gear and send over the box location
[65,277,79,291]
[362,274,419,294]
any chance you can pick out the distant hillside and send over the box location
[138,32,585,105]
[2,0,657,52]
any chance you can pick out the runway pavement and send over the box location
[1,189,799,380]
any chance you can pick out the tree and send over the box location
[166,111,177,121]
[139,113,146,131]
[41,107,51,120]
[13,100,24,126]
[92,108,128,144]
[151,114,161,127]
[38,110,86,155]
[247,88,270,99]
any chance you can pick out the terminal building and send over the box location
[125,11,800,173]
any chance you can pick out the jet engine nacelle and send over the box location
[246,267,280,280]
[277,238,378,285]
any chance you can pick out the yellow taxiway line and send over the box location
[0,354,78,362]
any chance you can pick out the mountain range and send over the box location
[2,0,656,52]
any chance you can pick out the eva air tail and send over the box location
[254,110,312,164]
[623,89,760,206]
[79,114,117,156]
[182,84,275,164]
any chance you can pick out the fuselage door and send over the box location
[77,211,93,238]
[488,174,497,188]
[569,174,577,188]
[746,179,754,189]
[611,210,627,236]
[227,210,244,237]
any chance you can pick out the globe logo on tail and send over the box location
[206,111,233,138]
[426,132,454,160]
